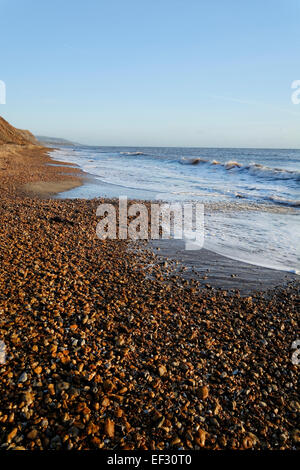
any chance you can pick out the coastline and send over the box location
[0,143,84,198]
[45,145,299,294]
[0,143,299,450]
[3,142,297,294]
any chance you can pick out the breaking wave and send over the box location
[120,151,146,156]
[181,157,300,182]
[266,196,300,207]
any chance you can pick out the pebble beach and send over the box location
[0,142,299,451]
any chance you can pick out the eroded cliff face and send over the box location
[0,116,37,145]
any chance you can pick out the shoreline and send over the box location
[2,142,297,295]
[0,144,84,198]
[147,240,299,295]
[0,143,299,450]
[44,145,299,295]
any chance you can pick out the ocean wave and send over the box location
[120,151,146,156]
[180,157,300,182]
[266,196,300,207]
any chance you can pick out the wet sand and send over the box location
[149,239,298,295]
[0,144,299,451]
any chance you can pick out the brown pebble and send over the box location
[199,385,209,399]
[196,429,207,447]
[105,418,115,438]
[27,429,38,440]
[158,365,167,377]
[7,428,18,443]
[101,397,110,407]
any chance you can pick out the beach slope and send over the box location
[0,117,299,451]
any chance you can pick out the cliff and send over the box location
[0,116,37,145]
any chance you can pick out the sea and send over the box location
[49,145,300,275]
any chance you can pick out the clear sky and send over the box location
[0,0,300,148]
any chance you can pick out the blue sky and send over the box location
[0,0,300,147]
